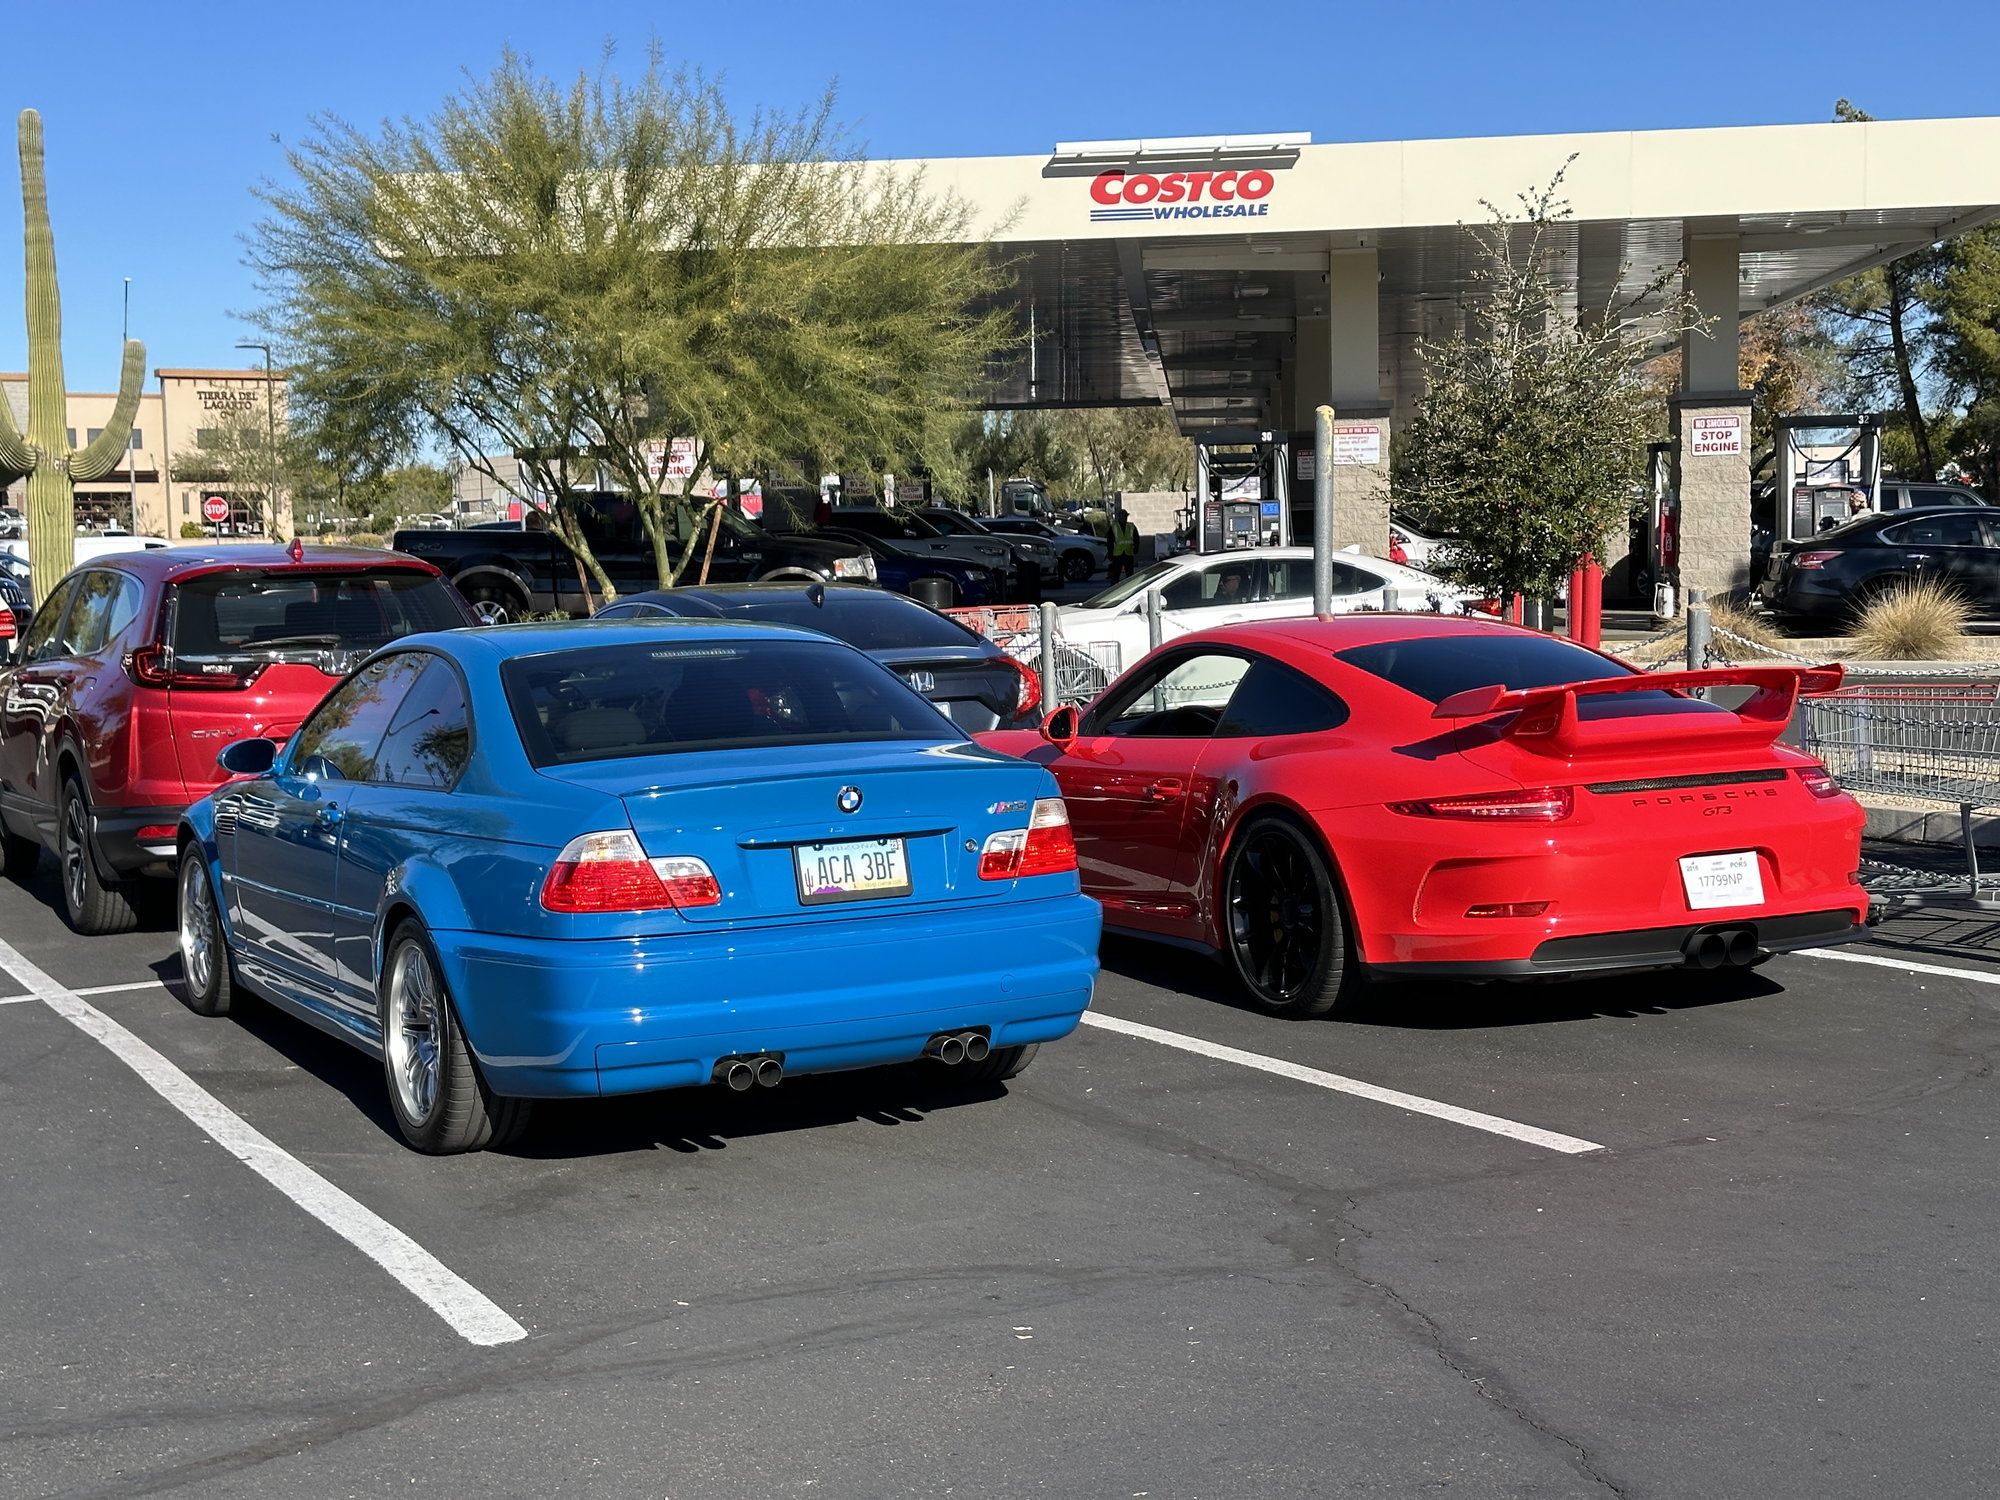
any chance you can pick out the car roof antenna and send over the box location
[808,582,826,608]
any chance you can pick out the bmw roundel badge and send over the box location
[836,785,863,814]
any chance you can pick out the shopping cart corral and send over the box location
[943,603,1117,711]
[1799,684,2000,911]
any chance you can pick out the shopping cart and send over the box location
[940,605,1117,710]
[1798,684,2000,910]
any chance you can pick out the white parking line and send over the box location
[74,979,173,998]
[0,937,527,1347]
[1080,1011,1604,1155]
[1798,946,2000,986]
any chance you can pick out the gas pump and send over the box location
[1643,441,1678,616]
[1193,429,1290,555]
[1774,414,1882,541]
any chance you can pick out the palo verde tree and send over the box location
[1394,170,1695,606]
[250,47,1015,600]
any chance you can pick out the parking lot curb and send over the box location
[1859,797,2000,850]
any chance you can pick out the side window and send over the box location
[373,658,472,790]
[286,653,430,783]
[1214,658,1349,738]
[1887,514,1980,547]
[1258,559,1379,602]
[60,570,144,656]
[1093,650,1252,739]
[1160,561,1256,611]
[1915,487,1975,509]
[18,578,77,664]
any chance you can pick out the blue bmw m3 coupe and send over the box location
[175,619,1101,1153]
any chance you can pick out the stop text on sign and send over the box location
[1089,169,1275,223]
[1689,415,1743,457]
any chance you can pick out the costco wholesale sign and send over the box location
[1089,169,1275,223]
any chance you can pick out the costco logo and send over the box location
[1089,169,1275,222]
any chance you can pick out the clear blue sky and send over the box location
[9,0,2000,391]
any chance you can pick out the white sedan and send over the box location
[1054,546,1480,678]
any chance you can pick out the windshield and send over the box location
[1078,559,1178,610]
[717,594,983,652]
[504,638,961,766]
[171,569,469,657]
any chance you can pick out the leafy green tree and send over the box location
[1925,225,2000,495]
[1394,175,1692,603]
[1810,101,1943,479]
[249,47,1013,597]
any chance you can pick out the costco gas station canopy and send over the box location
[888,116,2000,595]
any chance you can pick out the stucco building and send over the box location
[1,366,288,538]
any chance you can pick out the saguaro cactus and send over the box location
[0,110,146,605]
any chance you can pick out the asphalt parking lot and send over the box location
[5,849,2000,1499]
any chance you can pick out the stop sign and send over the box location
[202,495,229,524]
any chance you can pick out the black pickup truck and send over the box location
[391,495,878,622]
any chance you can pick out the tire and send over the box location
[955,1042,1037,1085]
[1221,814,1358,1018]
[176,848,234,1017]
[58,776,139,936]
[461,580,528,626]
[1060,550,1094,584]
[1,824,38,882]
[379,919,532,1154]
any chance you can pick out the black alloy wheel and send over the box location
[1060,550,1094,584]
[58,775,140,935]
[1223,816,1355,1018]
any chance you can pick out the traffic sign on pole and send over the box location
[202,495,230,524]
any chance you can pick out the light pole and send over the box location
[123,279,136,533]
[234,341,278,538]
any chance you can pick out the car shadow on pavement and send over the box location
[11,861,176,933]
[518,1068,1010,1160]
[141,956,1011,1157]
[1098,932,1785,1031]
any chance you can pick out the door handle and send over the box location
[316,803,344,827]
[1141,778,1185,803]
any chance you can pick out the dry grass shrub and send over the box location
[1852,577,1971,660]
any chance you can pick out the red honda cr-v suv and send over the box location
[0,543,476,933]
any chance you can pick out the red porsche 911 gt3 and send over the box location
[979,616,1869,1016]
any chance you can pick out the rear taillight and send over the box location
[1466,901,1550,918]
[1005,656,1042,716]
[1389,787,1574,822]
[1796,764,1843,798]
[124,643,264,691]
[539,831,721,913]
[978,797,1077,879]
[1793,550,1842,570]
[0,605,13,640]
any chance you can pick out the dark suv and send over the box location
[1759,508,2000,622]
[0,544,475,932]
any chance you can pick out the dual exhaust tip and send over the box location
[924,1030,991,1066]
[1686,927,1760,970]
[715,1054,784,1091]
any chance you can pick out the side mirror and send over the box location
[1041,704,1080,748]
[216,737,278,777]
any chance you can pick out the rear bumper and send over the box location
[1369,908,1867,980]
[432,892,1102,1098]
[92,802,187,877]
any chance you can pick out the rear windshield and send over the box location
[720,595,981,652]
[1337,634,1639,703]
[503,638,960,766]
[171,569,468,656]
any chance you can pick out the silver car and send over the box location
[917,508,1061,585]
[982,516,1105,584]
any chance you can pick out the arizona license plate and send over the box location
[794,837,911,905]
[1679,851,1765,911]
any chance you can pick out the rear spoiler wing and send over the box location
[1430,664,1844,753]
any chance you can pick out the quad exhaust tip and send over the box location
[716,1054,785,1091]
[924,1029,991,1065]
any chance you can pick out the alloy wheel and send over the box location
[61,794,89,916]
[387,942,444,1124]
[179,859,215,998]
[1227,827,1326,1004]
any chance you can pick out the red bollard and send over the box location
[1508,593,1523,625]
[1582,556,1603,647]
[1567,564,1587,641]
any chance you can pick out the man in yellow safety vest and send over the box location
[1107,507,1139,584]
